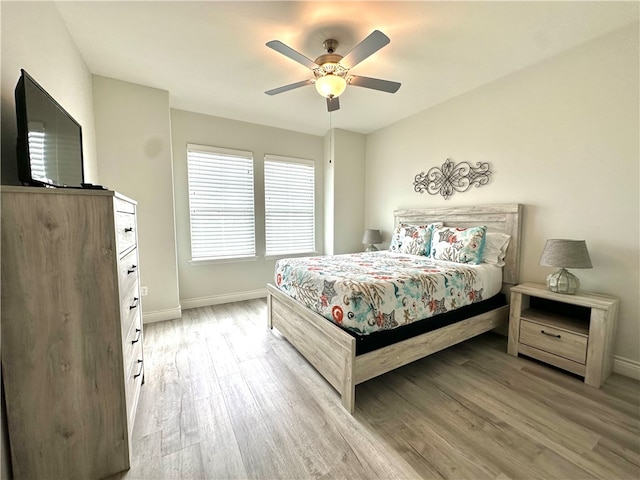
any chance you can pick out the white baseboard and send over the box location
[142,306,182,324]
[180,288,267,310]
[613,356,640,380]
[141,290,267,324]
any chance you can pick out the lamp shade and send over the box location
[539,239,592,269]
[362,229,382,245]
[315,73,346,98]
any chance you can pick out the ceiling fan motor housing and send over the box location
[314,40,348,79]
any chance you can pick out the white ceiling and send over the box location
[55,1,638,137]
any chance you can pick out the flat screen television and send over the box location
[15,69,84,188]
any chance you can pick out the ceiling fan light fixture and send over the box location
[314,74,347,98]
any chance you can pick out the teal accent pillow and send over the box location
[431,225,487,264]
[389,223,442,256]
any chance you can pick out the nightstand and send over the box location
[508,283,618,387]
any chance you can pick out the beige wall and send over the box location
[324,129,366,255]
[1,1,98,185]
[170,109,324,307]
[323,131,335,255]
[365,24,639,367]
[92,76,181,321]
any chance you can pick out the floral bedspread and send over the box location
[274,251,499,335]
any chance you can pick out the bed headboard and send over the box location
[394,204,523,286]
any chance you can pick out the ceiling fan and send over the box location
[265,30,401,112]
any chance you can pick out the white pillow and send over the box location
[482,232,511,267]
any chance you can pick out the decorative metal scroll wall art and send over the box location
[413,158,492,200]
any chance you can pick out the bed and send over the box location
[267,204,522,413]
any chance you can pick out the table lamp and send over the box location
[362,229,382,252]
[539,239,592,294]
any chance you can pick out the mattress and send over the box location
[274,251,503,336]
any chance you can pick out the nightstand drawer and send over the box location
[519,319,587,364]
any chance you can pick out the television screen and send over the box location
[15,70,84,187]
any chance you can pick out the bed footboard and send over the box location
[268,283,508,414]
[353,305,508,384]
[267,284,357,413]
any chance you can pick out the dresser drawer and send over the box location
[123,311,142,376]
[116,211,136,255]
[121,283,141,338]
[115,197,135,214]
[519,319,587,364]
[118,248,139,296]
[124,338,144,435]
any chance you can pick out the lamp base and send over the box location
[546,268,580,294]
[365,244,378,252]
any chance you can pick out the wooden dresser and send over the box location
[1,187,144,479]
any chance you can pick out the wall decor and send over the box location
[413,158,492,199]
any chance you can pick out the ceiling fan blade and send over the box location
[266,40,318,70]
[349,75,401,93]
[326,97,340,112]
[340,30,390,70]
[265,79,313,96]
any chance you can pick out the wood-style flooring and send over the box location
[110,298,640,479]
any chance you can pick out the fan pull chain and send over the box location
[329,111,332,164]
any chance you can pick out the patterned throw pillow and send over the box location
[431,225,487,264]
[389,223,442,256]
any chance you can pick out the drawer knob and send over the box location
[541,330,561,339]
[124,227,134,233]
[127,264,137,274]
[131,328,142,344]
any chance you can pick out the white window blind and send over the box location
[187,144,256,261]
[264,154,315,256]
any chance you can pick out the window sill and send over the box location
[189,255,258,266]
[265,251,319,261]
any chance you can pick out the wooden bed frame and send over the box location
[267,203,523,413]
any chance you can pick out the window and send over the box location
[264,154,315,256]
[187,144,256,261]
